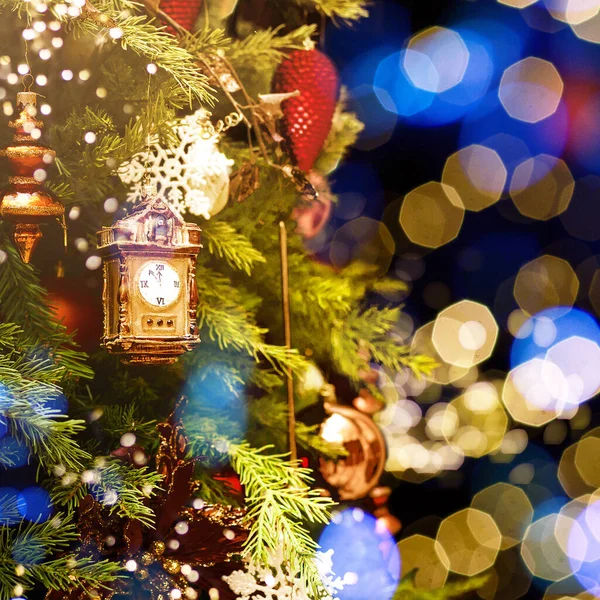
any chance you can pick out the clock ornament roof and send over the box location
[97,184,202,251]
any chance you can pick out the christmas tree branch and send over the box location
[77,0,214,105]
[202,220,266,275]
[0,327,90,473]
[308,0,369,22]
[249,395,348,459]
[196,269,309,375]
[331,307,437,384]
[52,459,163,527]
[0,234,92,383]
[97,403,158,448]
[0,0,213,103]
[393,573,489,599]
[228,442,335,599]
[0,515,120,597]
[228,25,318,69]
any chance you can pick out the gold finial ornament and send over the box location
[97,186,201,364]
[0,91,64,263]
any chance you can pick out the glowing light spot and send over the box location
[175,521,189,535]
[400,182,464,249]
[521,514,580,580]
[120,433,136,448]
[446,391,508,458]
[147,63,158,74]
[514,255,579,316]
[499,57,563,123]
[318,508,401,600]
[104,197,118,213]
[398,535,450,589]
[39,49,51,60]
[510,155,574,220]
[404,27,470,93]
[442,145,506,212]
[546,336,600,405]
[472,483,534,549]
[17,64,29,75]
[436,508,502,576]
[84,131,96,144]
[85,255,101,271]
[498,0,539,6]
[502,359,566,426]
[432,300,498,368]
[546,0,600,25]
[61,69,73,81]
[125,560,137,572]
[36,74,47,86]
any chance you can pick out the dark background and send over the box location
[319,1,600,597]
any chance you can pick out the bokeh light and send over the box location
[403,27,470,94]
[510,155,574,220]
[397,534,450,589]
[436,508,502,576]
[558,442,597,498]
[514,255,579,316]
[399,182,465,249]
[499,0,539,6]
[510,307,600,368]
[472,483,534,549]
[544,0,600,25]
[566,495,600,595]
[571,9,600,42]
[330,217,395,275]
[499,57,564,123]
[318,508,401,600]
[446,387,508,458]
[442,145,506,212]
[432,300,499,368]
[179,364,249,448]
[411,322,470,385]
[503,359,565,426]
[521,513,581,581]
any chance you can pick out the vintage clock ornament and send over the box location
[0,91,64,263]
[97,183,201,364]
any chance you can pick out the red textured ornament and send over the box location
[159,0,203,32]
[273,48,340,173]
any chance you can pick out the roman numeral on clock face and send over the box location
[174,281,180,288]
[141,281,148,288]
[156,297,165,306]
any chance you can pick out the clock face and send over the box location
[137,260,181,308]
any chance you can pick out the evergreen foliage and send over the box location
[0,0,442,598]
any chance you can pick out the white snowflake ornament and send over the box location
[119,109,234,219]
[223,545,345,600]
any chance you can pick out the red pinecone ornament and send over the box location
[159,0,203,32]
[273,48,340,173]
